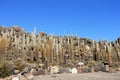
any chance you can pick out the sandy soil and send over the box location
[32,72,120,80]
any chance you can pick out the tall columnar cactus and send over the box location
[0,37,8,66]
[105,42,112,66]
[46,44,50,66]
[22,34,26,46]
[31,27,36,46]
[77,46,80,61]
[69,40,74,61]
[48,36,54,64]
[114,45,120,62]
[26,36,30,46]
[33,44,39,62]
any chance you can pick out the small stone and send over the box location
[23,67,30,73]
[65,67,72,73]
[105,65,109,72]
[117,67,120,72]
[14,70,20,74]
[71,67,78,73]
[77,62,84,66]
[17,58,22,62]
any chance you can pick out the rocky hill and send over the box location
[0,26,120,78]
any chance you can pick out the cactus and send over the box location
[0,37,8,66]
[69,41,74,61]
[105,43,112,66]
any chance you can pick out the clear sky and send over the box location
[0,0,120,41]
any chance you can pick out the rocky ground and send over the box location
[0,72,120,80]
[32,72,120,80]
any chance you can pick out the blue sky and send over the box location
[0,0,120,41]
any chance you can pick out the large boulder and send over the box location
[71,68,78,73]
[50,66,59,74]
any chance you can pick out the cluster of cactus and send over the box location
[0,26,120,67]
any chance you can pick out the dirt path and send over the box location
[32,72,120,80]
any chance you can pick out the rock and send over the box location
[12,77,19,80]
[14,70,20,74]
[109,67,117,73]
[39,64,44,69]
[71,68,78,73]
[77,62,84,66]
[77,66,82,73]
[90,67,95,72]
[59,66,64,73]
[24,73,34,80]
[23,67,30,73]
[29,63,38,69]
[30,68,36,75]
[6,75,16,80]
[17,58,22,62]
[81,66,90,73]
[44,69,48,75]
[18,75,27,80]
[117,67,120,72]
[50,66,59,74]
[33,69,44,76]
[65,67,72,73]
[105,65,109,72]
[94,63,105,72]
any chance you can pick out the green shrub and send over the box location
[0,63,10,78]
[87,60,96,68]
[15,61,25,72]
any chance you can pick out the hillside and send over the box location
[0,26,120,78]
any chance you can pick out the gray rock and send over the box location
[33,69,45,76]
[30,68,36,75]
[81,66,90,73]
[94,63,105,72]
[65,67,72,73]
